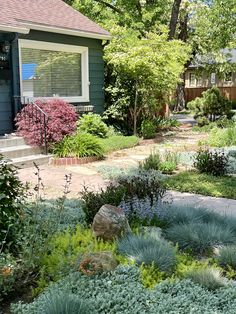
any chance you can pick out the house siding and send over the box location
[0,33,14,135]
[185,69,236,103]
[18,30,105,112]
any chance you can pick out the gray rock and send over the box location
[92,204,131,241]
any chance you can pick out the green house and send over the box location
[0,0,110,135]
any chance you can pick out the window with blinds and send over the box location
[21,48,82,98]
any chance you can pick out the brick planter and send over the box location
[49,156,101,166]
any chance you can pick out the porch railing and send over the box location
[14,96,49,155]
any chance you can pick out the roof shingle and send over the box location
[0,0,110,38]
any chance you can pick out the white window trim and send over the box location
[18,39,90,103]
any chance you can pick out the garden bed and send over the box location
[49,156,102,166]
[166,170,236,199]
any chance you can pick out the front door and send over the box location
[0,41,13,136]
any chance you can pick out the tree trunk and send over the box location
[175,12,188,111]
[175,75,186,111]
[168,0,182,40]
[133,84,138,135]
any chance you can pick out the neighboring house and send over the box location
[185,49,236,103]
[0,0,111,135]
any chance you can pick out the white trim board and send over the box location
[18,39,90,103]
[0,23,111,40]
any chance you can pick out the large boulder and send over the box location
[79,251,118,275]
[92,204,131,241]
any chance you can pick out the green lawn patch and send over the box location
[165,170,236,199]
[99,135,139,153]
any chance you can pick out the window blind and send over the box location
[21,48,82,98]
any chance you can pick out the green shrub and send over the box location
[139,150,161,171]
[140,151,179,174]
[99,135,139,153]
[165,222,235,255]
[40,291,91,314]
[186,268,227,290]
[141,120,156,139]
[53,133,104,158]
[188,87,232,122]
[116,169,166,205]
[0,253,18,301]
[0,155,27,251]
[118,235,176,272]
[12,266,236,314]
[80,184,126,225]
[196,116,210,127]
[154,117,180,130]
[218,246,236,269]
[194,148,229,176]
[208,127,236,147]
[77,112,109,138]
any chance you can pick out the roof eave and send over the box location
[0,24,29,34]
[0,22,111,40]
[22,22,112,40]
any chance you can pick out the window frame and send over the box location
[18,39,89,103]
[189,72,196,87]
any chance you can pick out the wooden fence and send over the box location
[185,87,236,103]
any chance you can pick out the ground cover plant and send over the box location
[98,135,139,153]
[166,171,236,199]
[4,158,236,313]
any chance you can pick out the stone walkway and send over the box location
[17,128,236,216]
[165,191,236,216]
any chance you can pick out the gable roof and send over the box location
[0,0,111,40]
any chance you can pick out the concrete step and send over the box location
[0,136,26,148]
[9,154,51,168]
[0,145,42,159]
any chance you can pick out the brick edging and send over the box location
[49,156,101,166]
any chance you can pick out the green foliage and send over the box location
[194,148,229,176]
[77,113,109,138]
[35,225,117,292]
[140,150,179,174]
[188,87,232,122]
[12,266,236,314]
[0,155,27,251]
[53,133,104,158]
[98,135,139,153]
[141,120,156,139]
[40,292,91,314]
[165,170,236,199]
[116,169,166,205]
[80,184,126,225]
[154,117,180,130]
[0,253,18,301]
[186,268,227,290]
[140,263,166,289]
[207,126,236,147]
[105,27,190,134]
[118,235,176,273]
[218,246,236,270]
[165,222,235,255]
[139,150,161,171]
